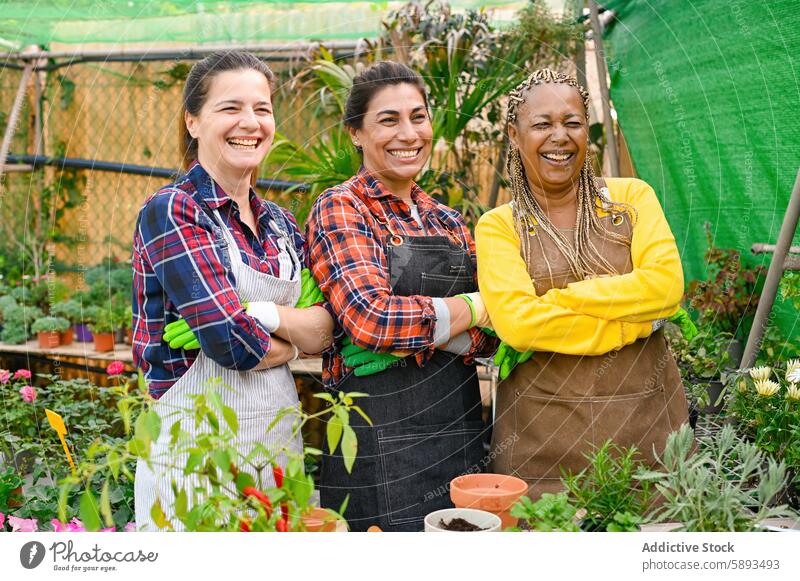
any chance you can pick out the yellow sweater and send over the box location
[475,178,683,355]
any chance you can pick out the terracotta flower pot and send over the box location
[93,332,115,353]
[125,328,133,345]
[301,507,339,532]
[450,473,528,529]
[60,327,74,346]
[37,331,61,349]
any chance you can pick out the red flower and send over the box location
[106,361,125,376]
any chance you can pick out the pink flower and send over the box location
[8,515,38,532]
[51,518,115,532]
[19,385,37,403]
[106,361,125,376]
[0,369,10,384]
[0,512,5,529]
[124,522,136,532]
[13,369,32,380]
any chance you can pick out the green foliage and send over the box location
[687,223,762,338]
[509,492,580,532]
[0,466,25,513]
[561,440,654,532]
[780,271,800,311]
[638,424,796,531]
[729,364,800,483]
[59,375,367,531]
[1,303,43,344]
[50,299,83,324]
[31,316,71,334]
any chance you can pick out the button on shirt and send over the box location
[132,162,305,399]
[306,168,493,389]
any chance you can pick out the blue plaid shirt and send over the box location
[132,162,305,399]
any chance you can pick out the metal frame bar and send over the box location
[4,154,307,192]
[740,168,800,369]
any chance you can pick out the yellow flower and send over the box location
[787,385,800,401]
[749,366,772,381]
[737,379,749,394]
[755,379,780,397]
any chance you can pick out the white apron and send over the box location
[134,209,302,531]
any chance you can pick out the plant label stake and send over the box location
[45,408,76,475]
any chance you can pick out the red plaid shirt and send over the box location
[306,168,493,389]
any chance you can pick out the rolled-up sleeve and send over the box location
[307,187,437,353]
[138,189,272,369]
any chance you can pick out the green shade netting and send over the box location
[0,0,522,48]
[604,0,800,337]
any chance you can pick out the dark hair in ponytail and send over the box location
[179,51,274,170]
[343,61,428,131]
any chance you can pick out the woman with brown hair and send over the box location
[476,69,691,499]
[131,51,332,530]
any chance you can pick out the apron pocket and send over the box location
[419,273,475,297]
[510,385,668,481]
[377,420,485,526]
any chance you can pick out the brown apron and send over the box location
[490,179,689,499]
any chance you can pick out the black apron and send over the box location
[320,235,486,531]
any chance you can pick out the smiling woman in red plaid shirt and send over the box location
[131,52,332,531]
[307,62,497,532]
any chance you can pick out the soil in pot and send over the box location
[438,517,487,532]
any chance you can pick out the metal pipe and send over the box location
[0,63,33,184]
[4,154,307,192]
[589,1,620,177]
[0,40,361,62]
[740,168,800,369]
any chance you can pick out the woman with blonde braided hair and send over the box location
[475,68,692,499]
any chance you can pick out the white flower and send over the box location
[749,366,772,381]
[787,384,800,401]
[786,359,800,383]
[754,379,780,397]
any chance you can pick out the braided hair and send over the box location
[506,68,635,280]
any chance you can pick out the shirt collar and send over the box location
[356,165,429,207]
[186,160,262,213]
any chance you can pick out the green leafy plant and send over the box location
[687,223,762,338]
[59,374,369,531]
[50,299,84,324]
[31,316,70,334]
[509,492,580,532]
[780,271,800,311]
[638,424,797,531]
[0,466,25,513]
[561,439,654,531]
[0,303,43,344]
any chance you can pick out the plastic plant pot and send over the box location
[37,331,61,349]
[424,508,501,532]
[450,473,529,529]
[93,332,115,353]
[60,327,74,346]
[74,323,93,342]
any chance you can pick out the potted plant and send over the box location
[31,316,70,349]
[638,424,798,531]
[561,440,653,532]
[450,473,528,528]
[508,492,581,532]
[424,508,501,532]
[87,307,116,352]
[686,222,762,365]
[0,303,43,344]
[50,299,84,345]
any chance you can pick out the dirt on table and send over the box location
[438,517,487,532]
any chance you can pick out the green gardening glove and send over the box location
[493,341,534,381]
[296,268,325,309]
[341,337,405,377]
[162,317,200,350]
[668,307,698,341]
